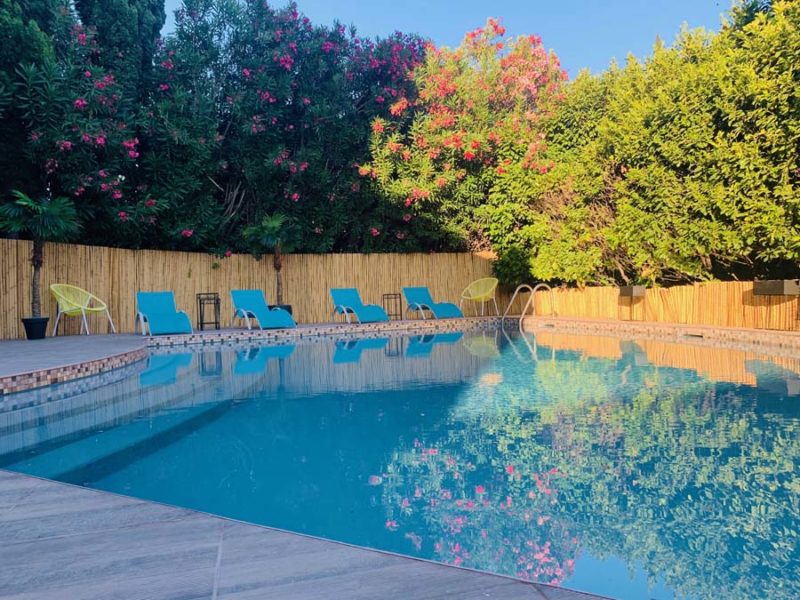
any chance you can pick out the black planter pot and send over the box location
[21,316,49,340]
[272,304,293,315]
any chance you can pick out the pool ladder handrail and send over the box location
[501,283,556,331]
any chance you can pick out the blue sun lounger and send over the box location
[231,289,296,330]
[330,288,389,323]
[402,287,464,319]
[136,291,193,335]
[139,353,194,386]
[406,332,464,358]
[234,344,296,375]
[333,337,389,364]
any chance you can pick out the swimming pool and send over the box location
[1,329,798,600]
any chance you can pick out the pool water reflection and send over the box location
[0,329,798,600]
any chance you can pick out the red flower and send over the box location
[74,98,87,110]
[145,199,156,207]
[372,120,385,134]
[224,249,232,257]
[463,151,475,161]
[370,227,380,237]
[291,192,300,202]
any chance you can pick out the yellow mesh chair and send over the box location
[50,284,116,336]
[460,277,499,316]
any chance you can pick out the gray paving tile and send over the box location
[0,483,202,542]
[0,516,221,596]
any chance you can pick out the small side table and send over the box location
[196,292,220,331]
[382,292,402,320]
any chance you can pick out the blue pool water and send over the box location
[1,329,798,600]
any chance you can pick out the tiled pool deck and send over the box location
[0,470,606,600]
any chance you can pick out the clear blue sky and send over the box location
[162,0,732,76]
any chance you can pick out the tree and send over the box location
[0,190,80,317]
[73,0,165,99]
[244,212,297,305]
[366,18,566,251]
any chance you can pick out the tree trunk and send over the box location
[31,238,43,318]
[273,243,283,305]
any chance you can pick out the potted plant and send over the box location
[244,212,298,314]
[0,190,81,339]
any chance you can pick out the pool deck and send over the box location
[0,469,607,600]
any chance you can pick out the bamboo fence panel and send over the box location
[1,239,798,339]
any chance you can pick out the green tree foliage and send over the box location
[483,1,800,285]
[74,0,165,99]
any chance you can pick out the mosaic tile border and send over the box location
[146,317,502,348]
[0,347,148,397]
[521,316,800,359]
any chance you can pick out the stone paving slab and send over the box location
[0,469,610,600]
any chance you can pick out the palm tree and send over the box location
[0,190,80,318]
[243,212,296,306]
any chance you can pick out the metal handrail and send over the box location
[501,283,556,331]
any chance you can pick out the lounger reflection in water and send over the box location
[139,353,194,386]
[333,338,389,364]
[234,344,296,375]
[406,332,464,358]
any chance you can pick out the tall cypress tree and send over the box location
[74,0,165,100]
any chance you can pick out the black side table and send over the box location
[382,292,402,320]
[196,292,221,330]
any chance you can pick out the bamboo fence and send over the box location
[0,239,797,339]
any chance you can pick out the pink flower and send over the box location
[224,249,232,258]
[242,67,251,79]
[291,192,300,202]
[159,83,170,91]
[145,198,156,207]
[74,97,88,110]
[99,169,108,178]
[128,150,139,159]
[289,163,297,174]
[118,211,128,221]
[402,213,412,223]
[395,232,406,240]
[370,228,380,237]
[401,498,410,508]
[58,140,72,152]
[112,190,122,200]
[29,131,41,142]
[84,70,92,78]
[300,161,309,171]
[375,95,385,103]
[161,58,174,70]
[95,135,106,146]
[475,485,485,494]
[367,475,383,486]
[302,97,311,105]
[181,229,193,238]
[505,464,514,475]
[385,520,398,531]
[77,32,87,45]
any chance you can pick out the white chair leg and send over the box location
[52,311,62,336]
[81,309,91,335]
[493,297,499,315]
[106,309,116,333]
